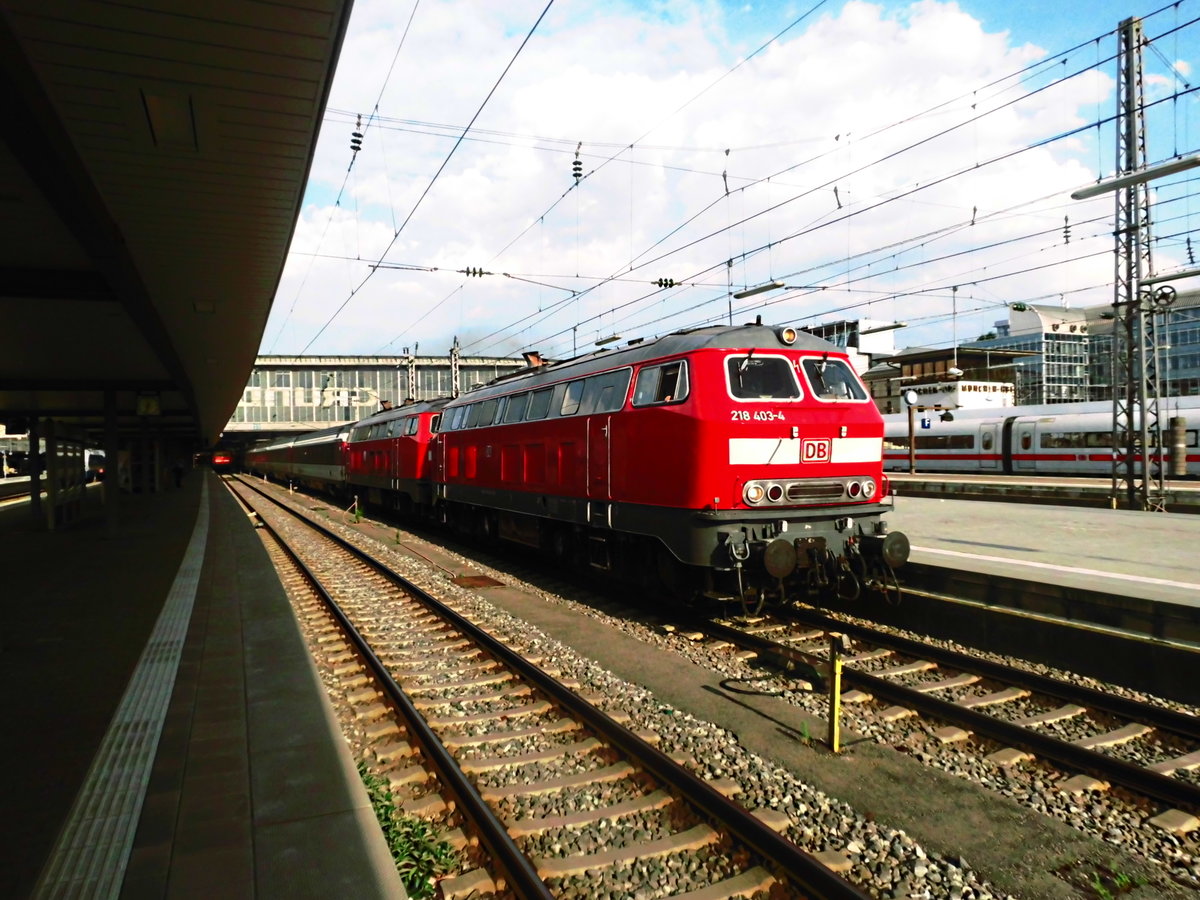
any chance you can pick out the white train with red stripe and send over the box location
[883,398,1200,475]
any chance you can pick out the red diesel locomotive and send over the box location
[246,321,909,606]
[345,398,450,513]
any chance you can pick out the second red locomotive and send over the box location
[247,321,909,608]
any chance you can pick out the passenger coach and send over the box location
[883,398,1200,475]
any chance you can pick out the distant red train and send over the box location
[246,322,909,606]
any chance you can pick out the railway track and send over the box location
[696,608,1200,821]
[226,476,870,900]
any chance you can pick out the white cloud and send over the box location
[263,0,1191,361]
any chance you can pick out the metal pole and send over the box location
[907,405,916,474]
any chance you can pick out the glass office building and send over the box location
[960,289,1199,405]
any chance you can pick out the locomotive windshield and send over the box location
[727,355,801,400]
[801,356,867,401]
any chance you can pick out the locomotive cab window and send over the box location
[727,355,801,400]
[800,356,867,401]
[405,417,419,436]
[633,361,689,406]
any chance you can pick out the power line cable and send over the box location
[299,0,557,355]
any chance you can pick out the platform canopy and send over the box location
[0,0,354,445]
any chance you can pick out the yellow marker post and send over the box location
[827,632,846,754]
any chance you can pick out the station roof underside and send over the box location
[0,0,354,445]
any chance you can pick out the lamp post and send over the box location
[903,390,919,474]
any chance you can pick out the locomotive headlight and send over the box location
[744,482,766,504]
[862,479,877,499]
[777,326,798,345]
[765,483,784,502]
[847,480,862,499]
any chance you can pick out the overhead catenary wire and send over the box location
[298,0,557,356]
[293,2,1199,362]
[375,0,838,353]
[266,0,423,354]
[485,70,1200,358]
[458,30,1137,357]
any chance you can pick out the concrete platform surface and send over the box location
[0,471,404,899]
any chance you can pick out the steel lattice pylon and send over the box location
[1110,17,1174,511]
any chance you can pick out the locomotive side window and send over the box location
[527,388,553,420]
[405,417,419,436]
[503,392,529,423]
[800,357,867,401]
[469,398,499,428]
[633,361,689,406]
[560,380,585,416]
[579,369,632,415]
[728,355,801,400]
[981,432,994,451]
[445,406,465,431]
[430,414,441,433]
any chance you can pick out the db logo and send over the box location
[801,439,830,462]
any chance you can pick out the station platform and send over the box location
[888,471,1200,513]
[0,471,404,898]
[887,491,1200,609]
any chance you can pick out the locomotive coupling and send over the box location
[859,530,910,568]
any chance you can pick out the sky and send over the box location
[260,0,1200,362]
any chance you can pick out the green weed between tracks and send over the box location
[358,760,458,898]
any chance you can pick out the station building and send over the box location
[220,353,525,446]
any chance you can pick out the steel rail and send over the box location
[230,482,553,899]
[843,665,1200,810]
[790,609,1200,742]
[701,607,1200,811]
[238,476,871,900]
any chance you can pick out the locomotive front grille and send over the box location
[786,481,845,501]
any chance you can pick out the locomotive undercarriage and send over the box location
[709,514,910,613]
[435,493,909,611]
